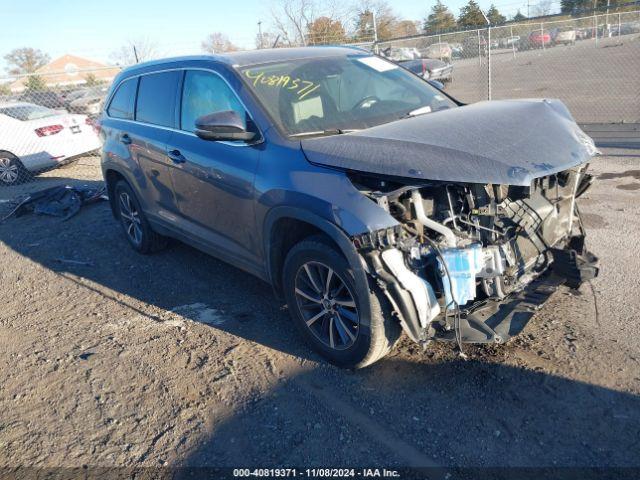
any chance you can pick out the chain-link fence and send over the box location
[375,10,640,125]
[0,66,115,188]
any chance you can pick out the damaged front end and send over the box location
[349,167,599,347]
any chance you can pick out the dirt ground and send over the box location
[0,150,639,474]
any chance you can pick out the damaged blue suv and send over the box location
[100,47,598,368]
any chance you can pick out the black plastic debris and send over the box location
[1,185,107,222]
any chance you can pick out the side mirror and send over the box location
[195,110,256,142]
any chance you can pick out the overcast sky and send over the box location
[2,0,553,74]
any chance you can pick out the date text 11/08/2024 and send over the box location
[232,468,401,477]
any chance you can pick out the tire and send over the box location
[283,235,401,369]
[0,153,31,186]
[114,180,167,254]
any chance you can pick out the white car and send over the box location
[0,102,101,185]
[555,28,576,46]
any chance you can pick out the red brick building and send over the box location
[10,54,121,92]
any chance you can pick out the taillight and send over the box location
[35,125,64,137]
[422,60,427,75]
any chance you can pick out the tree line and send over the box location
[203,0,526,51]
[2,0,634,89]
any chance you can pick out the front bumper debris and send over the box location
[551,245,599,289]
[434,272,564,344]
[434,241,599,344]
[357,234,599,346]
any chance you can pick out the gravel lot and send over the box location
[446,35,640,124]
[0,150,639,473]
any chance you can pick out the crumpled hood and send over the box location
[300,99,598,186]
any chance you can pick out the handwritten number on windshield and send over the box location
[244,70,320,100]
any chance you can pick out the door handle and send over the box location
[168,149,186,164]
[120,133,132,145]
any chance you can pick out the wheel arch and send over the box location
[0,150,19,159]
[103,166,146,219]
[263,206,370,302]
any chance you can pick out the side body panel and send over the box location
[166,130,262,269]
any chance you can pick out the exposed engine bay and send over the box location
[349,166,599,348]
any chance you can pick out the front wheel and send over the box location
[283,236,401,368]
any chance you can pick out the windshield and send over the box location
[238,55,457,137]
[0,104,57,121]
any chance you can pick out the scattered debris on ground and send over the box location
[1,184,107,222]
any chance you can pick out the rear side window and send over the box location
[136,71,180,127]
[107,78,137,120]
[180,70,246,132]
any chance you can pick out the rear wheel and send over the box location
[114,180,167,254]
[0,154,31,186]
[283,236,401,368]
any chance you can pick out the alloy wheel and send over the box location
[294,261,360,350]
[119,191,143,245]
[0,157,19,185]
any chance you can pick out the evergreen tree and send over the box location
[457,0,487,28]
[423,1,457,33]
[486,4,506,24]
[513,10,526,20]
[560,0,592,14]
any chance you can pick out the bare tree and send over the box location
[268,0,352,46]
[202,32,238,54]
[353,0,399,41]
[533,0,554,16]
[110,38,160,66]
[4,47,50,75]
[269,0,314,46]
[255,30,282,49]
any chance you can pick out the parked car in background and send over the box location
[380,47,420,61]
[498,36,520,49]
[62,88,90,110]
[554,27,577,45]
[19,90,65,109]
[575,27,590,40]
[424,42,452,61]
[398,58,453,83]
[628,21,640,33]
[462,35,488,57]
[521,30,552,49]
[610,21,640,36]
[99,48,598,368]
[69,86,109,117]
[0,102,101,185]
[450,43,464,59]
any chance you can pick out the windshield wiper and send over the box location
[399,105,433,119]
[290,128,360,138]
[400,104,452,120]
